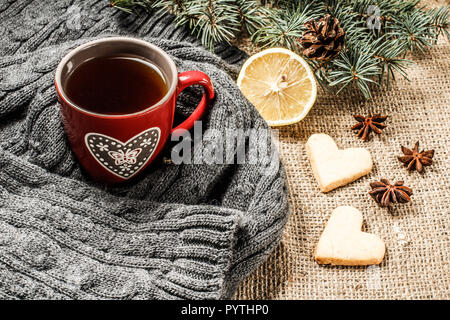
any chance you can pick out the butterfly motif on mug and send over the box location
[85,127,160,179]
[108,148,142,165]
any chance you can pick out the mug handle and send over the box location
[171,70,215,133]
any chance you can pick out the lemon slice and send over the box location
[237,48,317,126]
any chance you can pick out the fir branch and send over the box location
[191,0,240,50]
[348,0,420,19]
[328,47,381,99]
[110,0,450,99]
[110,0,151,13]
[324,0,367,44]
[153,0,188,16]
[371,37,412,88]
[153,0,199,30]
[390,8,436,53]
[252,4,318,51]
[428,6,450,40]
[236,0,268,36]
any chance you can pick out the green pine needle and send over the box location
[110,0,151,13]
[252,5,314,51]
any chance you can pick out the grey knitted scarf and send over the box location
[0,0,288,299]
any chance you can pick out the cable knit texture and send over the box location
[0,0,288,299]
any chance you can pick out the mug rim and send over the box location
[54,36,178,119]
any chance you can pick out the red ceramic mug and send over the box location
[55,37,214,184]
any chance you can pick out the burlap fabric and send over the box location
[235,2,450,300]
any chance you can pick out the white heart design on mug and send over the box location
[85,127,160,179]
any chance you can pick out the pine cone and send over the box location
[300,14,345,61]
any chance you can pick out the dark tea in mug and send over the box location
[64,55,168,115]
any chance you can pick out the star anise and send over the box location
[398,141,434,173]
[369,179,412,207]
[351,114,388,141]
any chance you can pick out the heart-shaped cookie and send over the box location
[85,127,160,180]
[306,133,372,192]
[315,206,385,266]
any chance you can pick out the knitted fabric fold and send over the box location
[0,0,288,299]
